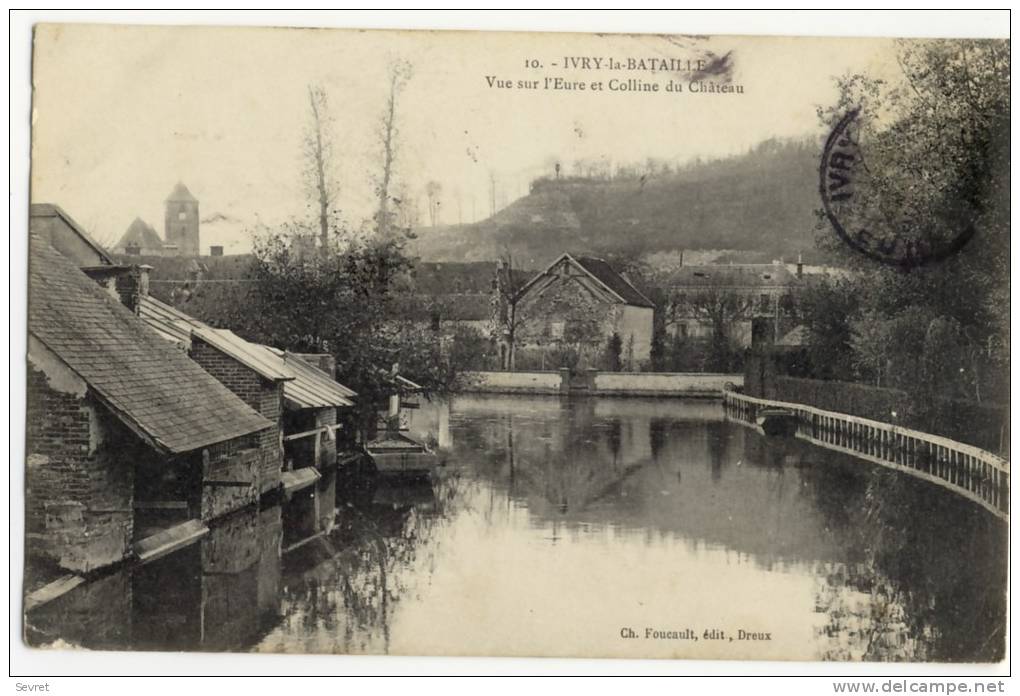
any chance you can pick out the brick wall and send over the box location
[189,336,283,494]
[25,365,134,573]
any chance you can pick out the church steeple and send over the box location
[164,182,200,256]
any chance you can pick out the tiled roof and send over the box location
[115,218,163,250]
[28,235,272,454]
[191,327,295,382]
[140,295,355,409]
[573,255,655,309]
[666,264,799,289]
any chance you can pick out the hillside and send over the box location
[410,139,824,269]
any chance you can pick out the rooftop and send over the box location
[572,255,655,309]
[140,295,355,410]
[666,263,800,289]
[166,182,198,203]
[29,203,114,265]
[29,235,272,454]
[115,217,164,251]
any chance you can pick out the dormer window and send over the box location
[763,274,772,280]
[693,271,707,278]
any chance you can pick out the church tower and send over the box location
[164,182,200,256]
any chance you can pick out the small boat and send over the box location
[364,432,441,477]
[756,408,799,437]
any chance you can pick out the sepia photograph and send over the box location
[14,11,1010,675]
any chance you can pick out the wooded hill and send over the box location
[410,138,825,269]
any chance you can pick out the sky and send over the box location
[30,24,903,254]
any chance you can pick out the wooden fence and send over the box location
[723,390,1009,522]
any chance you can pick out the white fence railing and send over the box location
[722,390,1009,521]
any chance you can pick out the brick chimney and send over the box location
[114,264,152,314]
[796,253,804,279]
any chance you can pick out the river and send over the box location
[26,395,1006,662]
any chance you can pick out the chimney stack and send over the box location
[114,264,152,315]
[796,253,804,279]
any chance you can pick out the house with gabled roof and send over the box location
[27,233,275,575]
[511,253,655,370]
[30,203,115,267]
[113,217,166,256]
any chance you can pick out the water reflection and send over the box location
[27,504,283,652]
[26,395,1006,661]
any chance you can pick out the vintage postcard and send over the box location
[22,21,1008,664]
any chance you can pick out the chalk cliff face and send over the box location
[410,138,823,269]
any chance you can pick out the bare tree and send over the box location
[375,60,413,237]
[665,287,753,371]
[304,84,335,254]
[492,251,529,370]
[425,180,442,227]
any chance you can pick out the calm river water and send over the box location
[27,395,1006,661]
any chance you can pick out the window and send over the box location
[760,294,770,308]
[550,321,565,339]
[679,323,688,338]
[178,211,187,220]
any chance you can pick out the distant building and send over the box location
[512,253,655,370]
[26,216,272,575]
[112,217,165,256]
[165,182,200,256]
[663,261,803,347]
[108,183,202,257]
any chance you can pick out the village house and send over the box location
[26,229,275,578]
[137,295,356,545]
[509,253,655,370]
[662,260,806,348]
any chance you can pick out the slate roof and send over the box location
[115,218,164,251]
[139,295,355,410]
[666,264,799,290]
[191,327,295,382]
[573,256,655,309]
[166,182,198,203]
[28,235,272,454]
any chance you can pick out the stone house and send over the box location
[511,253,655,370]
[26,233,274,575]
[662,262,804,347]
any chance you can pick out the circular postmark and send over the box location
[819,108,975,268]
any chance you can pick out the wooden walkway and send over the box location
[722,390,1009,522]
